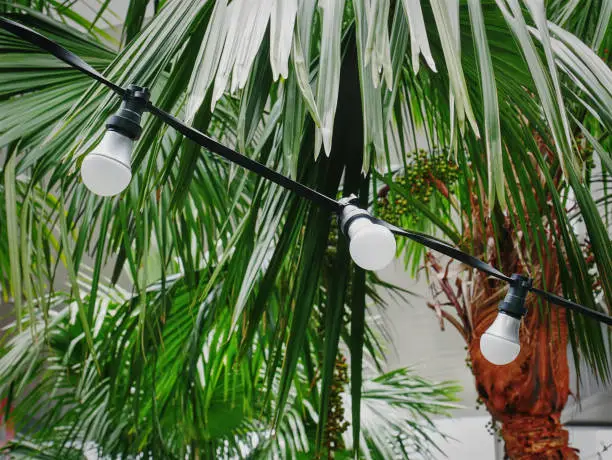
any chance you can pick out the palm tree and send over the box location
[0,266,461,458]
[372,2,612,457]
[377,141,592,457]
[0,3,462,457]
[0,0,611,458]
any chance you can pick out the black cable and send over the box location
[0,16,125,95]
[530,287,612,326]
[1,15,608,324]
[146,104,342,212]
[376,218,514,284]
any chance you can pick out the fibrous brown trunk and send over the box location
[423,133,580,458]
[469,278,578,459]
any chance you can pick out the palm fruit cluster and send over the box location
[464,345,473,371]
[376,148,459,225]
[485,418,502,440]
[323,355,350,458]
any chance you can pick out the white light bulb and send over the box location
[347,217,397,271]
[81,130,133,196]
[479,312,521,365]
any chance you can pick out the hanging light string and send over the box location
[530,287,612,325]
[1,16,608,325]
[145,104,342,211]
[0,17,125,95]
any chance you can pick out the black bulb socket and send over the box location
[106,84,150,140]
[499,274,532,319]
[338,195,373,236]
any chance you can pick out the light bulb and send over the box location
[348,218,396,270]
[480,312,521,365]
[81,130,133,196]
[479,274,531,366]
[80,85,149,197]
[339,203,396,271]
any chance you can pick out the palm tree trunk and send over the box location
[468,283,578,459]
[500,414,576,459]
[426,206,579,458]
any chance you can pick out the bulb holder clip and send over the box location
[499,274,532,318]
[106,84,150,140]
[338,195,372,235]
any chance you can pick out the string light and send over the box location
[81,86,149,196]
[1,16,610,367]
